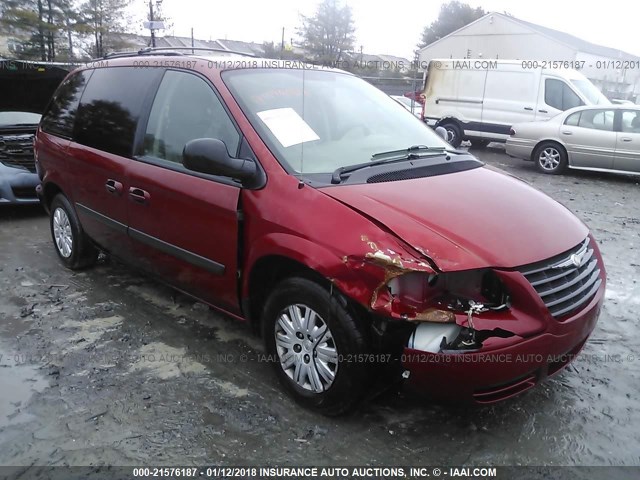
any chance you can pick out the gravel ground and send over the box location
[0,147,638,468]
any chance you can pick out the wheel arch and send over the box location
[42,182,65,211]
[242,234,367,333]
[531,139,569,164]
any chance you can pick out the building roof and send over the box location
[216,39,264,56]
[505,14,638,60]
[155,36,225,50]
[418,12,639,61]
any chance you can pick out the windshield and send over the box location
[571,79,610,105]
[0,111,41,127]
[223,69,448,175]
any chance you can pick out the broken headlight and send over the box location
[386,269,510,321]
[389,269,513,352]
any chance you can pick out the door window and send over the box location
[545,79,583,111]
[143,71,240,164]
[577,109,615,131]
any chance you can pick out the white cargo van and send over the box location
[421,59,610,147]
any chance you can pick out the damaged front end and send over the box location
[336,237,559,402]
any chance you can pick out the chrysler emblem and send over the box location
[571,252,584,268]
[552,250,586,270]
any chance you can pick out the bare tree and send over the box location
[299,0,356,64]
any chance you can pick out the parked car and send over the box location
[610,99,634,105]
[391,95,421,117]
[0,110,41,205]
[421,59,610,148]
[35,52,606,414]
[506,105,640,175]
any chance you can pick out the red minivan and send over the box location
[34,51,606,415]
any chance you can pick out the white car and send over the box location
[506,105,640,175]
[391,95,422,118]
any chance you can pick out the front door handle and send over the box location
[524,107,533,111]
[129,187,150,204]
[105,179,123,195]
[621,137,632,142]
[539,109,548,113]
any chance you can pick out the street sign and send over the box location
[143,21,165,30]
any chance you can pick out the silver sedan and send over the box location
[506,105,640,175]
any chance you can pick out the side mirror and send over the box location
[183,138,257,183]
[434,126,449,142]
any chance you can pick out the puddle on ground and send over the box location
[0,342,49,429]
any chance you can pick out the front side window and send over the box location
[40,70,92,138]
[74,67,162,157]
[143,70,240,164]
[223,69,448,176]
[545,79,583,111]
[621,110,640,133]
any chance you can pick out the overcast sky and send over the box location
[146,0,640,58]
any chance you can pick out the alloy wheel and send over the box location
[274,304,339,393]
[53,207,73,258]
[539,147,561,171]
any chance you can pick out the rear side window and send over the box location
[40,70,92,138]
[143,70,240,163]
[545,79,583,111]
[74,67,162,157]
[577,109,615,131]
[565,111,581,126]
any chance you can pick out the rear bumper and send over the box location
[505,138,535,160]
[0,164,40,205]
[402,281,604,404]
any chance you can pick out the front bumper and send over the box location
[0,163,40,205]
[402,280,604,404]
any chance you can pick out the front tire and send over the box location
[50,194,98,269]
[534,142,567,174]
[262,277,370,416]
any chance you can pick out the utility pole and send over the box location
[280,27,285,59]
[149,1,156,48]
[191,28,194,54]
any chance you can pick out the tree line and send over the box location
[0,0,169,61]
[0,0,484,63]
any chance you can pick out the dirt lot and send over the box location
[0,147,639,468]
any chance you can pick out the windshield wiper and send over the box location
[331,145,446,184]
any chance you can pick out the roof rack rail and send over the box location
[102,46,257,60]
[101,50,181,59]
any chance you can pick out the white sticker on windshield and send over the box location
[256,107,320,148]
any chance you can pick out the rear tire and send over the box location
[439,121,463,148]
[50,194,98,270]
[534,142,567,174]
[262,277,370,416]
[469,139,490,148]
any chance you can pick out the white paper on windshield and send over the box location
[257,108,320,148]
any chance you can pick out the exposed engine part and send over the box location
[407,321,516,354]
[408,322,462,353]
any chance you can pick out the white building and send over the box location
[417,12,640,102]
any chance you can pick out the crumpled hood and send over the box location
[322,166,588,271]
